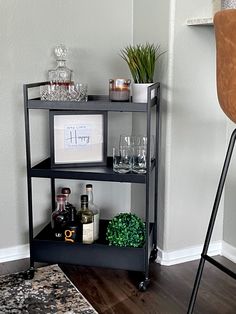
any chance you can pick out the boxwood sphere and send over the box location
[106,213,145,247]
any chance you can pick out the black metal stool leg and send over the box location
[187,128,236,314]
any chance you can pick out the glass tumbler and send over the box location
[132,145,147,174]
[119,135,131,148]
[119,134,147,149]
[75,83,88,101]
[113,147,132,174]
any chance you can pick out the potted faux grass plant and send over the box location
[120,43,163,103]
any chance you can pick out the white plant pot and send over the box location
[132,83,153,103]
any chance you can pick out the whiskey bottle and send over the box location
[51,194,67,240]
[79,194,94,244]
[86,184,100,241]
[64,206,78,243]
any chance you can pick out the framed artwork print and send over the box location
[49,110,107,168]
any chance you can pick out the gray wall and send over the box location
[165,0,226,251]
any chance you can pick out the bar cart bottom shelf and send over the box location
[32,220,154,271]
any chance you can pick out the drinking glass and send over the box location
[40,84,50,100]
[119,135,148,148]
[139,135,147,147]
[132,145,147,174]
[113,147,132,173]
[119,135,131,148]
[132,135,155,159]
[75,83,88,102]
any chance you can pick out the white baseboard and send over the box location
[221,240,236,263]
[1,240,236,266]
[157,241,222,266]
[0,244,29,263]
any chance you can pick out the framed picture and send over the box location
[49,110,107,168]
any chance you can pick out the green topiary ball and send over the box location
[106,213,145,248]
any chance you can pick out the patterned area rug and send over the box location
[0,264,97,314]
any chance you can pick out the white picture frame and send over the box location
[50,111,107,167]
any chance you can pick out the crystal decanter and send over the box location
[48,44,72,85]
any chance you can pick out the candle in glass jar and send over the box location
[109,79,131,101]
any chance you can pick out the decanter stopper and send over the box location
[54,44,68,60]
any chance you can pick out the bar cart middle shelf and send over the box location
[23,82,160,291]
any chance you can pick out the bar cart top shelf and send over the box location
[25,82,160,112]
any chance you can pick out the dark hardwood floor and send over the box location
[1,256,235,313]
[61,256,236,314]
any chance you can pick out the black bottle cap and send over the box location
[61,187,71,195]
[81,194,88,202]
[86,184,93,189]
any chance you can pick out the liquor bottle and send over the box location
[86,184,100,241]
[64,206,78,243]
[51,194,67,240]
[61,187,73,212]
[48,44,72,85]
[78,194,94,244]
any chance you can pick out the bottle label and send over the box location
[83,223,94,244]
[54,231,63,239]
[94,213,99,241]
[64,227,77,243]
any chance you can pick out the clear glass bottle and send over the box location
[48,44,72,85]
[61,187,73,211]
[51,194,67,240]
[86,184,100,241]
[78,194,94,244]
[64,206,78,243]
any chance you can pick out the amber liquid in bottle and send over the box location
[51,194,67,240]
[86,184,100,241]
[78,195,94,244]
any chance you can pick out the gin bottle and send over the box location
[78,195,94,244]
[86,184,100,241]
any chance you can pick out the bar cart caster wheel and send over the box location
[150,247,158,262]
[138,279,150,291]
[23,267,35,280]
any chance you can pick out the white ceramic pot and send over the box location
[132,83,153,103]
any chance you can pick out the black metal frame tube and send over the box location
[23,85,34,269]
[153,84,160,247]
[203,255,236,279]
[144,83,159,280]
[187,128,236,313]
